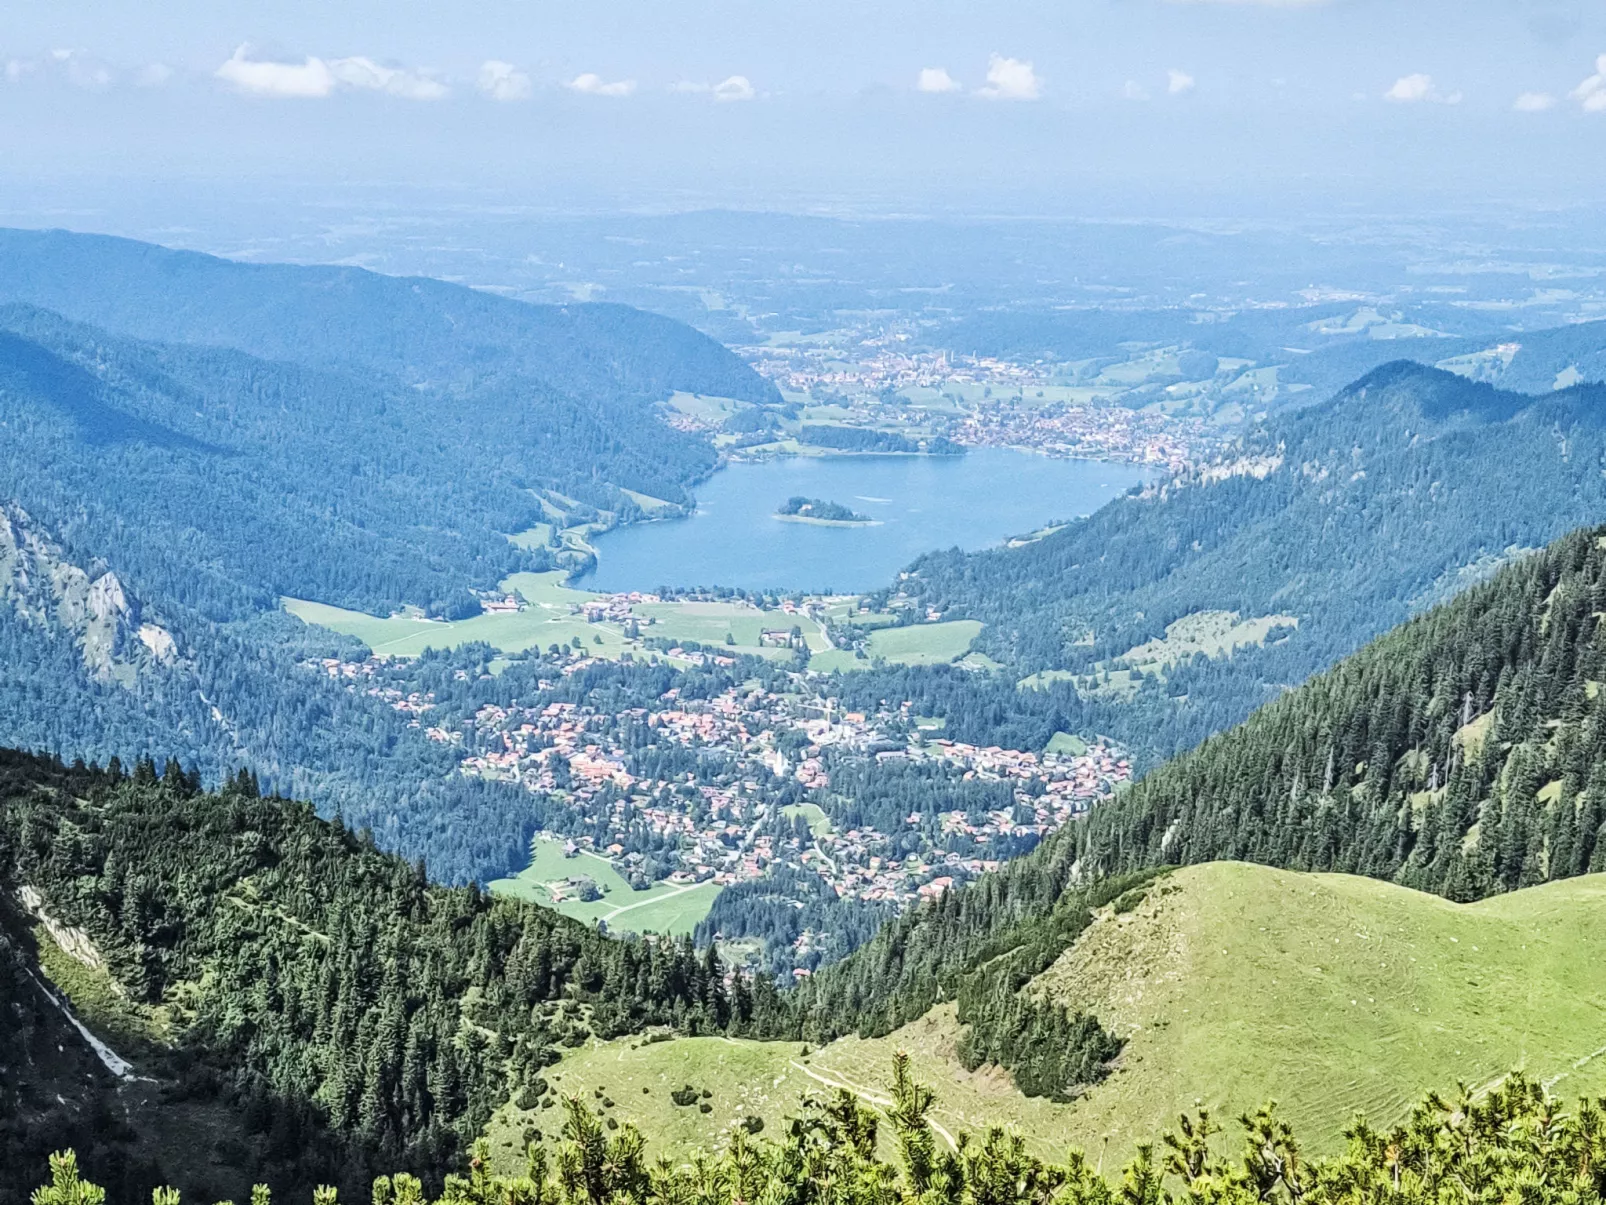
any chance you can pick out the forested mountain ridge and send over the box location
[896,362,1606,763]
[0,227,778,409]
[0,232,781,886]
[801,524,1606,1044]
[0,750,776,1202]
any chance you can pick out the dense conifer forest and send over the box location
[0,751,780,1199]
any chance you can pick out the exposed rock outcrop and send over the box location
[0,501,177,684]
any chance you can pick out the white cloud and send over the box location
[134,63,173,88]
[328,55,447,100]
[478,60,531,102]
[976,54,1040,101]
[216,46,336,98]
[1167,69,1195,95]
[568,72,636,98]
[1169,0,1330,5]
[1123,80,1152,101]
[1383,73,1461,104]
[671,75,755,101]
[713,75,755,102]
[917,67,961,94]
[1573,53,1606,113]
[1513,91,1556,112]
[215,46,444,99]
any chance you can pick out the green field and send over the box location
[1115,609,1298,672]
[621,489,676,513]
[812,619,984,673]
[490,864,1606,1169]
[1044,731,1089,756]
[663,392,754,426]
[283,572,624,658]
[285,572,822,665]
[508,522,555,550]
[488,836,719,936]
[781,801,832,838]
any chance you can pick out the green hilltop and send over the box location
[514,862,1606,1170]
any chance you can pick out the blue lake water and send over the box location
[580,449,1148,594]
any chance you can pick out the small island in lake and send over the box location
[775,496,879,526]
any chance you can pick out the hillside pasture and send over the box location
[487,864,1606,1170]
[489,836,718,936]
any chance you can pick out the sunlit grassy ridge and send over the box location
[496,863,1606,1170]
[1033,862,1606,1155]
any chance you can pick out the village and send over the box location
[445,677,1129,910]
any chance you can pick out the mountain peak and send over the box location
[1335,359,1531,424]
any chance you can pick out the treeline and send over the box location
[29,1060,1606,1205]
[0,752,782,1198]
[796,425,962,455]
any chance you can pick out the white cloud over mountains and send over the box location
[916,67,961,94]
[568,73,636,98]
[976,54,1040,100]
[1384,73,1460,104]
[215,46,446,99]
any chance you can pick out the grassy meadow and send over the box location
[483,863,1606,1171]
[285,571,832,664]
[809,619,983,672]
[489,836,719,936]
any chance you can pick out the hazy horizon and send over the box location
[3,0,1605,218]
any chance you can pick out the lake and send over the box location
[581,449,1148,593]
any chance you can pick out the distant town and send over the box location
[738,333,1218,472]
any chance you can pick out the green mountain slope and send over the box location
[886,363,1606,764]
[1032,862,1606,1160]
[535,863,1606,1168]
[0,750,771,1202]
[798,524,1606,1068]
[0,226,778,409]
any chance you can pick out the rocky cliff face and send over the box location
[0,502,176,685]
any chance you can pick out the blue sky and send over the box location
[3,0,1605,213]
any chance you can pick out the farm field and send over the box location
[812,619,983,672]
[488,836,719,936]
[282,572,625,658]
[483,863,1606,1172]
[285,571,819,663]
[632,600,831,656]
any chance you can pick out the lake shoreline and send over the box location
[578,448,1150,594]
